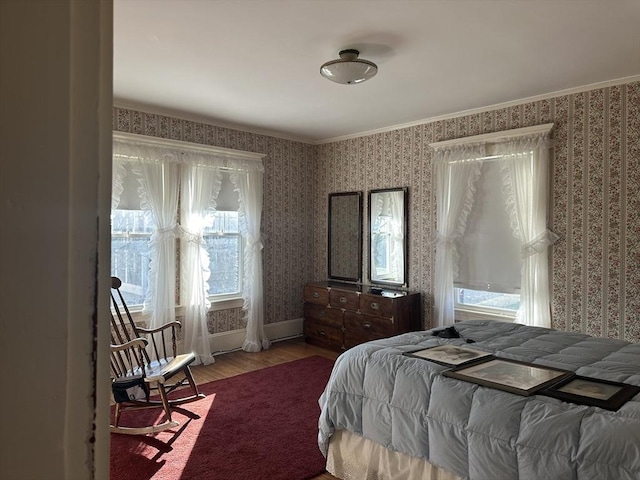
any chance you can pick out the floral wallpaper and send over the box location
[314,81,640,343]
[114,80,639,343]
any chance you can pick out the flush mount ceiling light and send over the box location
[320,49,378,85]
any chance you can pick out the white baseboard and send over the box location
[264,317,304,341]
[208,317,303,355]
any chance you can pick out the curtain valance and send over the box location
[113,132,265,171]
[431,142,487,166]
[431,124,554,173]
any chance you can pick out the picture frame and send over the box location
[443,358,573,396]
[404,344,494,367]
[540,375,640,411]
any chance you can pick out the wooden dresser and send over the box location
[303,281,421,351]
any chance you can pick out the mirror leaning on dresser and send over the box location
[368,187,408,288]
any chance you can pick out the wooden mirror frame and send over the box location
[368,187,408,288]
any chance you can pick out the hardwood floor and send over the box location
[189,337,340,480]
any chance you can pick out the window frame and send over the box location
[450,154,522,321]
[453,287,518,321]
[202,210,244,299]
[430,123,554,326]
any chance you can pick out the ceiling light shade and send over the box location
[320,49,378,85]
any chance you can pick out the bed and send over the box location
[318,320,640,480]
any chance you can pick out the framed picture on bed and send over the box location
[443,358,573,396]
[404,344,493,367]
[540,376,640,411]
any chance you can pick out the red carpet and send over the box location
[110,355,335,480]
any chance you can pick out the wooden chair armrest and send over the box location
[136,321,182,335]
[110,338,148,351]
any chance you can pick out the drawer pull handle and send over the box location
[363,322,371,329]
[318,330,326,336]
[339,296,347,304]
[370,302,380,310]
[312,292,320,298]
[319,311,326,317]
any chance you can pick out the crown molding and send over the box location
[115,75,639,146]
[317,75,640,145]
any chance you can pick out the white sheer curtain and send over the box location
[497,135,557,327]
[113,134,266,358]
[432,144,484,328]
[113,140,180,338]
[111,155,127,210]
[180,162,222,365]
[230,160,270,352]
[135,159,180,334]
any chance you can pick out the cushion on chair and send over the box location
[112,374,149,402]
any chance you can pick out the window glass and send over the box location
[455,287,520,313]
[110,172,244,306]
[453,159,522,318]
[203,211,242,296]
[455,160,521,292]
[111,209,154,306]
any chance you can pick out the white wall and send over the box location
[0,1,112,479]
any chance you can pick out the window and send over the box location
[111,209,154,306]
[111,184,243,308]
[452,158,522,319]
[202,170,242,298]
[431,123,556,328]
[110,166,243,308]
[203,210,242,296]
[112,133,268,360]
[110,207,245,306]
[110,161,154,307]
[455,287,520,314]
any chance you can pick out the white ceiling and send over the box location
[114,0,640,144]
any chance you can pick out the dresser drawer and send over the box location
[329,288,359,311]
[343,312,393,348]
[303,319,343,347]
[344,311,394,337]
[303,302,343,328]
[303,282,420,351]
[359,294,394,318]
[303,284,329,305]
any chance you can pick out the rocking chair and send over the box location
[109,276,205,435]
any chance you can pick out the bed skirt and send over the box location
[326,430,461,480]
